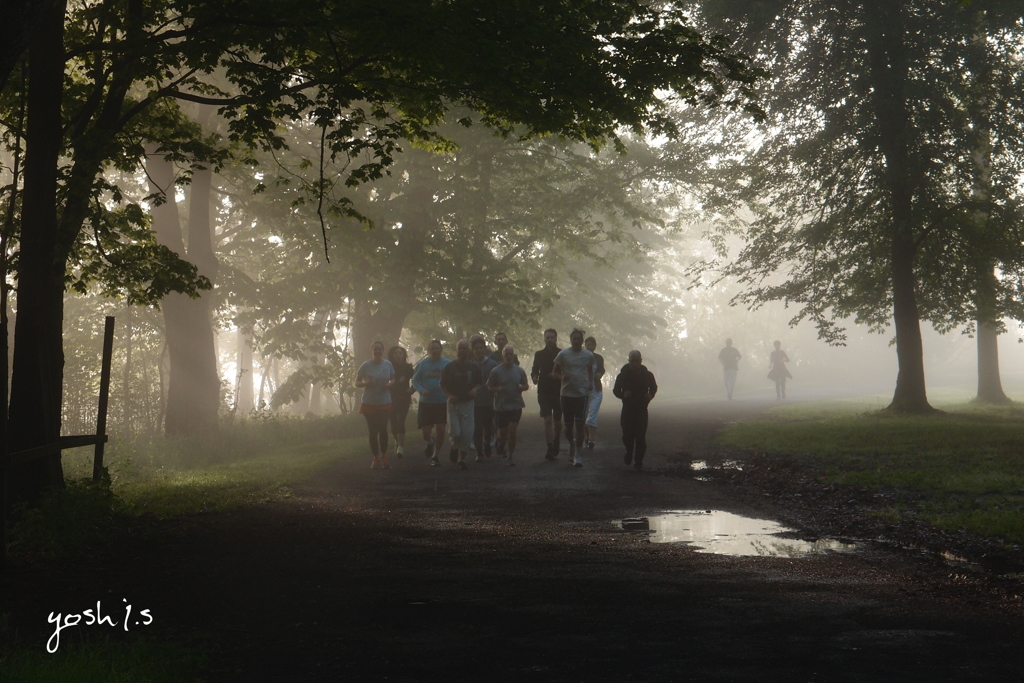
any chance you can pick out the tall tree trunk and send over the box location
[976,315,1008,403]
[293,379,311,416]
[889,236,931,412]
[8,0,68,501]
[350,299,409,361]
[257,354,270,410]
[308,381,322,416]
[863,0,933,414]
[1,62,26,538]
[307,311,330,416]
[0,0,61,93]
[235,326,255,414]
[349,157,437,355]
[965,11,1009,404]
[145,150,220,435]
[122,304,133,435]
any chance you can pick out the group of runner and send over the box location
[355,329,657,471]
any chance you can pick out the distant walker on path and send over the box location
[718,338,741,400]
[768,340,792,400]
[613,350,657,471]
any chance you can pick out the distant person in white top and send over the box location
[551,329,594,467]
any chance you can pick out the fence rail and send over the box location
[1,316,115,569]
[7,434,110,465]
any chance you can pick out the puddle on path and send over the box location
[618,510,860,558]
[689,459,744,472]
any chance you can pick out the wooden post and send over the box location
[93,316,115,482]
[1,421,5,571]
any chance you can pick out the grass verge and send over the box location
[5,415,368,681]
[58,414,367,518]
[718,400,1024,544]
[112,438,362,517]
[0,637,205,683]
[9,414,369,560]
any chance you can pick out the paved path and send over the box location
[11,400,1024,681]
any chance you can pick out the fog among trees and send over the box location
[3,0,1024,501]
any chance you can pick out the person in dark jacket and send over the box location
[612,350,658,471]
[531,328,562,459]
[488,332,519,366]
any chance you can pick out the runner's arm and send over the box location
[411,362,425,393]
[612,372,625,399]
[518,368,530,393]
[354,364,373,388]
[487,367,504,393]
[438,365,451,398]
[551,355,564,381]
[468,366,483,398]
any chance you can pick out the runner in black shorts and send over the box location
[494,408,524,430]
[411,340,451,467]
[531,329,562,459]
[552,329,594,468]
[561,396,587,427]
[417,401,448,430]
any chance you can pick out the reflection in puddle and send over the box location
[689,459,743,472]
[940,550,984,572]
[619,510,860,557]
[621,518,649,530]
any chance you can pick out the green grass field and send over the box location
[718,399,1024,543]
[11,415,369,558]
[3,415,368,682]
[0,638,206,683]
[57,414,368,518]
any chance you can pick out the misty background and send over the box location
[5,0,1023,442]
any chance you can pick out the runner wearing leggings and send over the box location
[387,345,415,457]
[583,336,605,449]
[356,341,395,469]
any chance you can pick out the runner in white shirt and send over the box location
[551,329,594,468]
